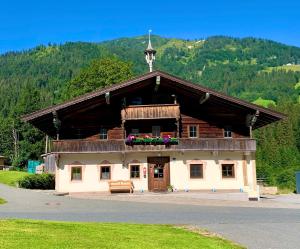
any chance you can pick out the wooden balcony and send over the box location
[51,138,256,153]
[121,104,180,121]
[51,139,125,153]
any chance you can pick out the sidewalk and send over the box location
[69,190,300,209]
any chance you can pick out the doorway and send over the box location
[147,157,170,191]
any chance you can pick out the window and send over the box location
[224,126,232,138]
[154,165,164,178]
[131,97,142,105]
[190,164,203,178]
[152,126,161,137]
[131,129,139,136]
[71,167,82,181]
[222,164,235,178]
[100,128,108,140]
[189,125,198,138]
[100,166,111,180]
[130,165,140,178]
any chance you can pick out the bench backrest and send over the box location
[108,180,133,187]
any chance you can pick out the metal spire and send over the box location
[144,29,156,72]
[147,30,153,50]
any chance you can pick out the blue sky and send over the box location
[0,0,299,53]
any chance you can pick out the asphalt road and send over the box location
[1,183,300,249]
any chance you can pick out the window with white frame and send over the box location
[222,164,235,178]
[71,167,82,181]
[224,126,232,138]
[99,128,108,140]
[189,125,198,138]
[130,165,140,179]
[100,166,111,180]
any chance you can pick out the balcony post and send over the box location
[176,117,180,138]
[52,111,61,140]
[122,119,126,139]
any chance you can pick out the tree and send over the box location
[63,57,133,99]
[0,83,46,167]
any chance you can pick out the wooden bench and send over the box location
[108,180,134,193]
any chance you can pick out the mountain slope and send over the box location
[0,35,300,118]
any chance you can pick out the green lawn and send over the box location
[0,198,6,205]
[0,171,29,187]
[0,219,244,249]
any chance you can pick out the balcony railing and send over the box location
[51,139,125,153]
[51,138,256,153]
[121,104,180,120]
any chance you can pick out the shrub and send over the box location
[275,169,296,190]
[18,174,55,190]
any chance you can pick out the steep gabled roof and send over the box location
[22,70,286,132]
[22,71,159,122]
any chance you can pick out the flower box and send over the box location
[125,135,179,146]
[143,138,152,143]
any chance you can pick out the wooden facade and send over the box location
[121,104,180,121]
[22,70,285,154]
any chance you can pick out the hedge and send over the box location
[18,174,55,190]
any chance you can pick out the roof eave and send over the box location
[21,70,286,124]
[21,71,160,122]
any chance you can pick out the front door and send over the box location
[148,157,170,192]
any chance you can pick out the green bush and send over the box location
[18,174,55,190]
[275,169,296,190]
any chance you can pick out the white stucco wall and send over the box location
[56,153,149,193]
[55,151,256,194]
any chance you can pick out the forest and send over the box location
[0,35,299,190]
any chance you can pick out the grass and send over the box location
[277,188,295,194]
[0,198,6,205]
[0,171,29,187]
[0,219,244,249]
[252,97,276,108]
[262,64,300,73]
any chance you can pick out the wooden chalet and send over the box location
[22,35,285,199]
[22,70,284,199]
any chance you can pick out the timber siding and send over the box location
[121,104,180,120]
[181,114,224,138]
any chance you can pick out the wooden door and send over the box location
[148,157,170,192]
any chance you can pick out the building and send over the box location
[22,36,285,200]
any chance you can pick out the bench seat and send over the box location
[108,180,134,193]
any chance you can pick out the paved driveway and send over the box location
[1,183,300,249]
